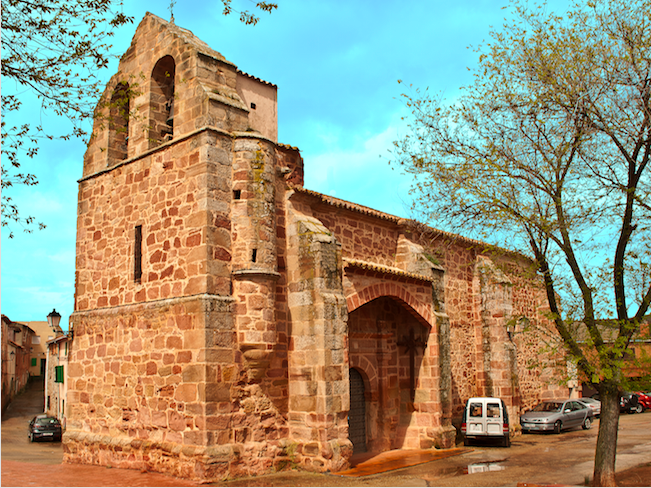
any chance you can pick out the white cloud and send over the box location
[302,111,415,218]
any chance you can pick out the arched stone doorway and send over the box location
[348,368,367,454]
[348,296,433,452]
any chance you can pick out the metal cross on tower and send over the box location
[397,328,428,401]
[169,0,177,23]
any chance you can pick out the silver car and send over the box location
[520,400,593,434]
[577,397,601,418]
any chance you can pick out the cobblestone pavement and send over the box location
[3,381,650,486]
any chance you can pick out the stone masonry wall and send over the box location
[66,295,240,479]
[69,130,308,480]
[310,206,400,267]
[75,130,232,312]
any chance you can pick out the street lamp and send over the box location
[47,309,62,330]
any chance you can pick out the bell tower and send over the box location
[67,13,308,479]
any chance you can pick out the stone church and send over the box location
[65,13,567,480]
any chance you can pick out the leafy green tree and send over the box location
[392,0,650,485]
[1,0,133,237]
[1,0,276,238]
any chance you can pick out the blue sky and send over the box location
[1,0,568,328]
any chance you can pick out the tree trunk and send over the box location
[592,385,620,486]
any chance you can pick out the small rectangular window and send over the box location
[134,225,143,282]
[55,365,64,383]
[251,249,257,263]
[233,189,241,200]
[31,358,37,367]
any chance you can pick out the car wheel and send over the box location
[582,417,592,430]
[29,433,34,442]
[502,435,511,447]
[635,404,644,414]
[554,421,562,434]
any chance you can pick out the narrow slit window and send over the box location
[233,189,241,200]
[250,102,256,110]
[134,225,143,282]
[251,249,257,263]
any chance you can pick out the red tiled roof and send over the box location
[344,258,435,283]
[237,69,277,88]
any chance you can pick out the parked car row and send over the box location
[592,391,651,414]
[460,396,595,448]
[460,392,648,448]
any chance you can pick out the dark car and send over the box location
[28,415,62,442]
[620,392,640,414]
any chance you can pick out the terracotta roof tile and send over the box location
[291,186,401,223]
[344,258,435,283]
[237,69,277,88]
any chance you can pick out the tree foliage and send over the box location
[1,0,277,238]
[1,0,134,237]
[220,0,278,25]
[392,0,650,485]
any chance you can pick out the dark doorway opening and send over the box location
[349,368,367,454]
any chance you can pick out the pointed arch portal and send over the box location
[347,293,435,452]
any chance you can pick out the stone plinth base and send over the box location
[62,431,351,481]
[430,425,458,449]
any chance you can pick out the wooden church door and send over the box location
[348,368,367,453]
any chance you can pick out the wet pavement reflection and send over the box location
[465,461,506,474]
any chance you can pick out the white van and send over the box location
[461,397,511,447]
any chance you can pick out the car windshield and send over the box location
[532,402,562,412]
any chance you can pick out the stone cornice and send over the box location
[291,186,401,224]
[79,127,283,183]
[231,269,282,281]
[343,258,435,283]
[70,293,235,317]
